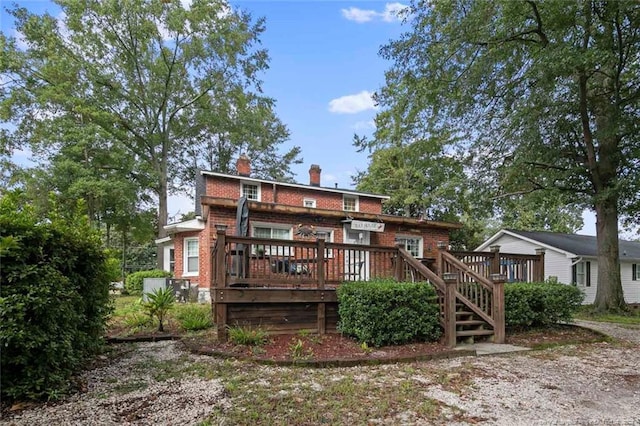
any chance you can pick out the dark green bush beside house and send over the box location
[504,281,584,328]
[337,279,442,347]
[0,193,112,401]
[124,269,173,296]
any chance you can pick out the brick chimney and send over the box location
[309,164,321,186]
[236,155,251,177]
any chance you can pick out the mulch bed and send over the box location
[107,324,608,366]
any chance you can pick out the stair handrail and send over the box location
[441,251,494,291]
[397,247,445,292]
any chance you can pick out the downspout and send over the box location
[272,183,277,203]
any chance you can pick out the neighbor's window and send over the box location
[241,182,260,201]
[572,261,591,287]
[633,264,639,281]
[395,235,423,258]
[343,195,359,212]
[303,198,317,208]
[184,238,199,275]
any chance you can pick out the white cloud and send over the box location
[341,7,377,23]
[341,2,409,24]
[328,91,377,114]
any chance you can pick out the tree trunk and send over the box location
[156,174,168,270]
[593,198,626,312]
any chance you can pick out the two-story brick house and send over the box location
[157,155,461,301]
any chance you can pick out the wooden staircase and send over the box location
[455,303,494,343]
[396,247,506,347]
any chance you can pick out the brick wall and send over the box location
[204,174,384,214]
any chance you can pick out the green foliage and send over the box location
[372,0,639,310]
[227,325,268,346]
[143,287,175,332]
[337,279,442,347]
[505,281,584,328]
[0,191,112,401]
[1,0,301,242]
[124,269,172,296]
[174,304,213,331]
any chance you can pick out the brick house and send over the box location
[157,155,461,301]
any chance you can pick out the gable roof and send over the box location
[478,229,640,260]
[200,170,391,200]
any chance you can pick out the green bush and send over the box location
[142,287,175,332]
[125,269,172,296]
[505,281,584,328]
[0,192,112,401]
[337,279,442,347]
[228,325,268,346]
[174,304,213,331]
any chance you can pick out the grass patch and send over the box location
[227,325,268,346]
[575,306,640,325]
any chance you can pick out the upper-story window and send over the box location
[303,198,316,208]
[395,235,423,258]
[343,195,359,212]
[241,182,260,201]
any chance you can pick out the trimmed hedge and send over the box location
[337,279,442,347]
[125,269,172,296]
[505,281,584,328]
[0,192,112,401]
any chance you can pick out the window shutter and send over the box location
[586,262,591,287]
[633,264,637,281]
[572,264,577,284]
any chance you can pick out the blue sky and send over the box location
[1,1,603,236]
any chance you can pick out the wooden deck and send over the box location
[211,228,544,346]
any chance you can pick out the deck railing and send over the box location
[211,229,543,345]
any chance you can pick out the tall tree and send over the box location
[0,0,300,267]
[375,0,639,311]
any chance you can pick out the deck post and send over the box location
[436,241,448,276]
[535,248,546,282]
[490,273,506,344]
[317,237,326,334]
[214,225,228,341]
[394,245,404,281]
[489,245,501,277]
[443,272,458,348]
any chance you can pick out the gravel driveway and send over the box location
[2,322,639,425]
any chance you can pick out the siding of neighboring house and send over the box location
[478,231,640,305]
[622,262,640,303]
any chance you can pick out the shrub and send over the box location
[125,269,172,296]
[0,192,112,401]
[505,281,584,328]
[337,279,442,347]
[143,287,175,332]
[174,304,213,331]
[227,325,268,346]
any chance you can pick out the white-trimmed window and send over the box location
[633,264,639,281]
[303,198,317,208]
[169,248,175,273]
[395,235,423,258]
[241,182,260,201]
[251,222,292,256]
[343,195,359,212]
[316,228,334,258]
[572,261,591,287]
[184,238,199,276]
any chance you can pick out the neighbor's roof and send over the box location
[479,229,640,260]
[200,171,391,200]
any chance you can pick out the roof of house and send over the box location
[479,229,640,260]
[200,170,391,200]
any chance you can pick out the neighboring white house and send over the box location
[476,229,640,305]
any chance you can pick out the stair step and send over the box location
[456,329,494,337]
[456,320,486,326]
[456,311,474,316]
